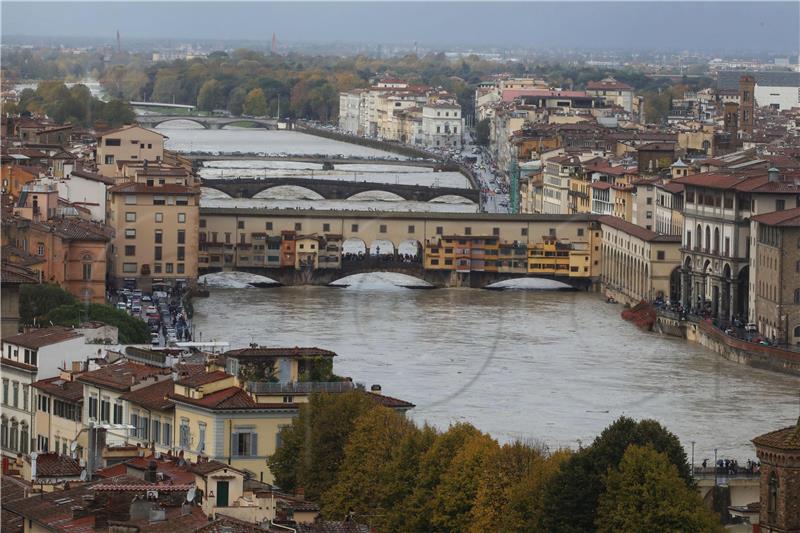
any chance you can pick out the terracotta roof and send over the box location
[71,168,114,185]
[502,89,590,102]
[99,124,165,138]
[108,182,199,195]
[95,462,127,478]
[674,171,800,194]
[365,391,415,410]
[0,260,40,284]
[752,421,800,451]
[32,376,84,402]
[30,452,82,478]
[657,181,685,194]
[751,206,800,227]
[1,475,30,533]
[225,347,337,359]
[187,460,244,476]
[120,378,174,411]
[599,215,682,243]
[3,326,82,349]
[586,79,633,91]
[171,387,299,412]
[0,358,37,373]
[591,181,613,190]
[46,217,113,242]
[175,370,230,387]
[76,361,169,392]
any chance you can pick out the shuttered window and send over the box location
[231,429,257,457]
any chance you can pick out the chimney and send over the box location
[768,167,780,182]
[144,460,157,483]
[370,384,382,394]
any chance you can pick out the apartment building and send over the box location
[542,155,580,214]
[585,77,634,113]
[749,207,800,345]
[107,164,200,291]
[32,368,84,456]
[421,102,463,149]
[96,125,166,178]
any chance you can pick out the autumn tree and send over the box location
[197,79,223,111]
[321,406,430,532]
[596,445,722,533]
[227,87,247,116]
[539,417,690,533]
[243,88,267,116]
[267,391,377,501]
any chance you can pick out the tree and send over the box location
[102,99,135,127]
[243,88,267,116]
[321,406,426,532]
[20,283,76,324]
[197,79,223,111]
[475,118,490,146]
[46,303,150,344]
[539,417,690,532]
[227,87,247,116]
[267,391,377,500]
[596,445,722,533]
[431,432,498,533]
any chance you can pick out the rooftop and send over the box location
[598,215,682,243]
[29,452,82,478]
[32,376,84,403]
[751,206,800,227]
[76,360,169,392]
[3,326,83,350]
[174,370,230,387]
[752,420,800,451]
[170,386,299,412]
[119,378,175,411]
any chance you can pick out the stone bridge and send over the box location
[186,153,442,168]
[200,177,479,202]
[203,262,595,290]
[136,115,278,130]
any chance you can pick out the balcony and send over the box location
[246,381,356,394]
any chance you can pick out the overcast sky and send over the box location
[2,1,798,53]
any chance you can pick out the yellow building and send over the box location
[96,125,166,178]
[107,173,200,291]
[32,369,85,457]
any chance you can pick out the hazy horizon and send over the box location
[2,1,799,54]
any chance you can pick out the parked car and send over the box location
[116,302,127,311]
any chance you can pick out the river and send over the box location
[192,286,800,462]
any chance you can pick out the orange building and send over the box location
[1,164,38,200]
[2,213,111,303]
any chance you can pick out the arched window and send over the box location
[795,289,800,304]
[0,416,7,448]
[713,227,720,254]
[768,471,779,520]
[9,419,18,452]
[686,230,692,249]
[705,226,711,252]
[697,224,702,249]
[20,422,28,454]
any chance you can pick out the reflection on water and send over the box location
[192,287,800,461]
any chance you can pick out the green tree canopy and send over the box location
[197,79,224,111]
[596,445,722,533]
[243,88,267,116]
[45,303,150,344]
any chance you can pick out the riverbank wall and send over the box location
[655,313,800,377]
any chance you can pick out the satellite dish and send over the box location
[70,441,78,452]
[186,487,196,503]
[80,469,88,482]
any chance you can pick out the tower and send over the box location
[116,30,121,53]
[752,420,800,532]
[271,32,277,54]
[723,101,739,138]
[738,75,756,135]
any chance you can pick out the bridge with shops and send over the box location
[200,177,479,202]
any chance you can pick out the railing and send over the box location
[246,381,355,394]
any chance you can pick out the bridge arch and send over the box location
[200,186,233,199]
[346,190,408,201]
[253,185,325,200]
[342,238,367,258]
[429,194,477,204]
[153,118,208,129]
[369,239,395,256]
[397,239,421,258]
[219,120,274,130]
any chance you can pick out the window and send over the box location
[163,422,172,446]
[351,224,359,232]
[464,227,472,235]
[125,195,136,205]
[493,227,500,236]
[177,247,185,261]
[12,382,18,407]
[123,263,137,273]
[323,223,331,232]
[154,247,162,261]
[178,213,186,223]
[380,224,387,233]
[104,155,114,165]
[177,263,185,274]
[154,263,162,273]
[768,472,778,520]
[125,228,136,239]
[657,250,665,260]
[152,419,161,445]
[22,385,28,411]
[295,223,302,231]
[125,212,136,222]
[177,230,186,244]
[180,419,190,448]
[0,418,6,448]
[549,228,556,237]
[125,245,136,256]
[89,395,98,419]
[82,263,92,281]
[198,422,206,452]
[153,195,165,206]
[100,398,110,423]
[521,228,528,236]
[232,429,257,457]
[237,221,245,229]
[176,196,189,206]
[408,225,415,233]
[436,226,443,235]
[113,402,123,424]
[36,242,45,256]
[105,138,121,146]
[776,199,786,211]
[577,228,584,237]
[266,222,273,230]
[2,379,7,404]
[166,263,173,273]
